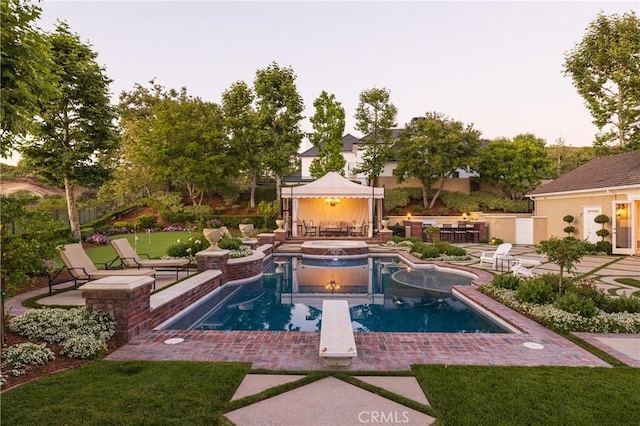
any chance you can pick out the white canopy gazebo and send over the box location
[282,172,384,237]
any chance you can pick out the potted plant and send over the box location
[203,219,229,251]
[239,218,254,241]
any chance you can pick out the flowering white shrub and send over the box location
[482,283,640,333]
[61,335,108,359]
[9,307,116,359]
[229,245,253,259]
[1,342,55,384]
[9,307,116,343]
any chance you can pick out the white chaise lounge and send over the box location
[319,300,357,367]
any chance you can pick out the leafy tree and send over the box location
[478,134,552,200]
[0,195,66,343]
[546,138,595,179]
[537,237,586,295]
[112,80,182,205]
[309,90,346,178]
[394,112,481,208]
[254,62,304,204]
[20,22,118,240]
[221,81,262,209]
[353,87,398,186]
[0,0,55,158]
[563,11,640,153]
[144,91,230,205]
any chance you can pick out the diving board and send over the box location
[319,300,357,367]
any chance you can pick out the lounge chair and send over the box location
[59,243,156,287]
[111,238,189,279]
[515,254,547,268]
[478,243,512,269]
[512,261,540,279]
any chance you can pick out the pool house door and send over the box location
[612,201,635,255]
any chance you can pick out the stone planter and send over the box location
[275,219,284,230]
[203,227,229,250]
[381,219,389,229]
[239,223,254,241]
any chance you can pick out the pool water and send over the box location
[163,256,507,333]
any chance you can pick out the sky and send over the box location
[7,0,639,164]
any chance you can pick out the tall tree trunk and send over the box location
[0,221,5,347]
[250,170,257,209]
[64,176,81,240]
[275,173,282,214]
[429,179,447,209]
[421,183,429,208]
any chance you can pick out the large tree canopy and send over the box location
[353,87,397,186]
[222,80,262,208]
[478,134,552,200]
[0,0,55,157]
[21,22,118,239]
[254,62,304,202]
[309,90,346,179]
[563,11,640,152]
[394,112,481,208]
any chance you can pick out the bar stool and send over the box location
[440,224,453,242]
[454,225,467,243]
[467,223,481,243]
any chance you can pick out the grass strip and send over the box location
[1,361,250,425]
[413,365,640,426]
[615,277,640,288]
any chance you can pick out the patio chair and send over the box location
[350,221,365,237]
[478,243,512,269]
[59,243,156,288]
[302,220,317,237]
[111,238,189,279]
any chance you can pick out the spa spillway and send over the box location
[300,240,368,258]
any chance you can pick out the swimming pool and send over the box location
[162,256,508,333]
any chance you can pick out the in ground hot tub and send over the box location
[301,240,368,258]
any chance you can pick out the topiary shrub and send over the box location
[492,273,522,290]
[555,292,599,318]
[516,278,556,305]
[595,241,612,255]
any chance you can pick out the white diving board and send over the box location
[319,299,357,367]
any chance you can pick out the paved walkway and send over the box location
[6,244,639,425]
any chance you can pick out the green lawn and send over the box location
[414,365,640,426]
[3,363,639,425]
[86,231,200,265]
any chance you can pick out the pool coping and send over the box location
[106,284,610,370]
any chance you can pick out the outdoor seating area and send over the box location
[110,238,190,279]
[434,222,481,243]
[57,243,156,292]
